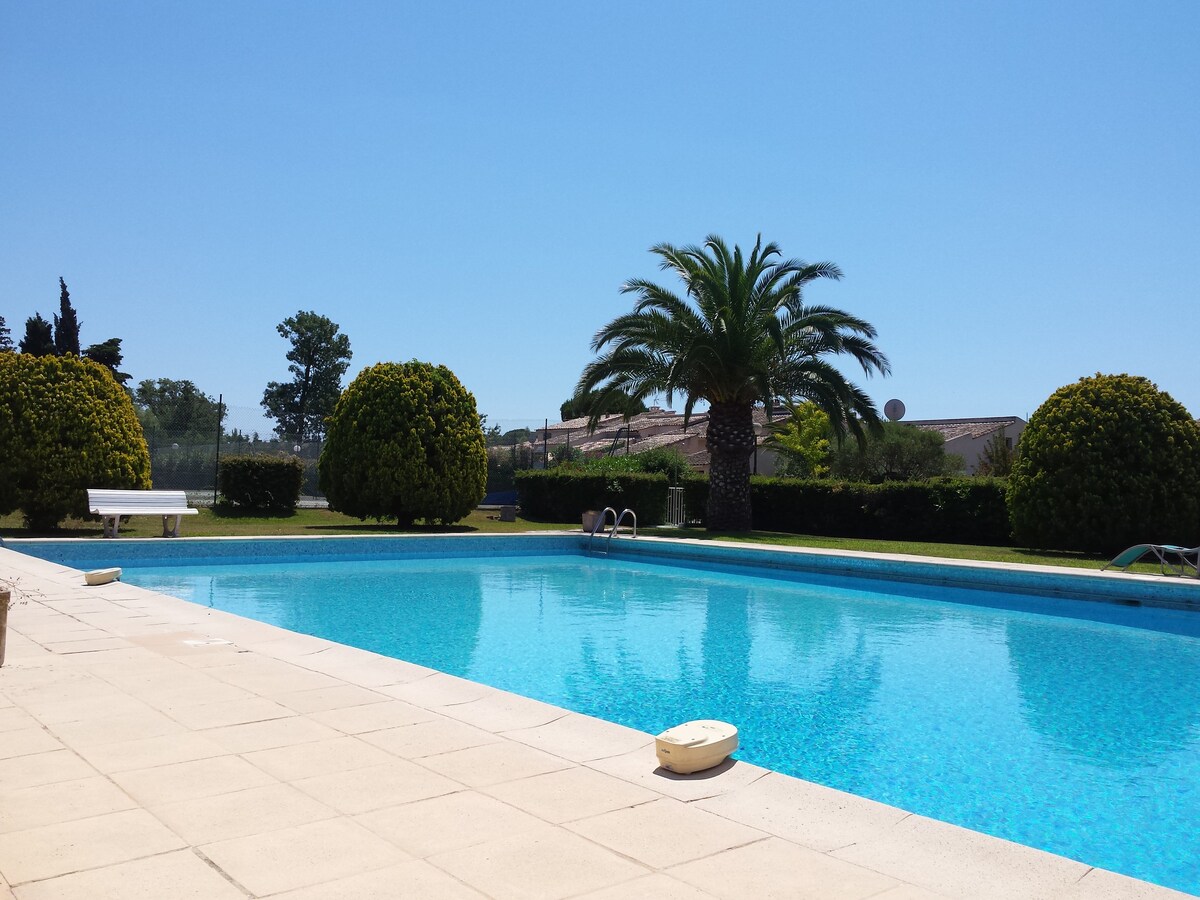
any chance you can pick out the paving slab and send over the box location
[694,770,909,852]
[0,776,136,834]
[292,759,463,814]
[0,808,185,885]
[356,789,546,857]
[200,816,407,896]
[574,873,720,899]
[858,886,950,899]
[0,749,96,792]
[207,658,344,696]
[203,712,340,753]
[47,707,185,747]
[828,812,1092,899]
[381,671,496,707]
[0,728,62,760]
[294,647,435,687]
[38,636,133,654]
[71,731,229,774]
[359,716,504,758]
[308,698,436,734]
[428,824,649,900]
[274,683,392,714]
[127,680,254,710]
[149,781,338,845]
[10,849,245,900]
[482,764,658,824]
[1063,868,1197,899]
[436,690,568,732]
[18,689,153,725]
[668,836,901,900]
[244,734,396,781]
[0,707,53,732]
[419,738,575,788]
[111,754,277,806]
[566,796,768,869]
[268,858,487,899]
[502,710,652,762]
[163,695,295,730]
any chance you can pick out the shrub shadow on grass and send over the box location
[1008,547,1099,563]
[0,526,99,539]
[303,522,477,534]
[210,504,299,520]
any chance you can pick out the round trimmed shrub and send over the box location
[1007,373,1200,553]
[318,361,486,526]
[0,353,151,530]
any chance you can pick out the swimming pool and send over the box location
[16,535,1200,894]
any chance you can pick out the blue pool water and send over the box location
[104,548,1200,895]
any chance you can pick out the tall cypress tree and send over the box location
[0,316,13,352]
[19,314,55,356]
[53,277,81,356]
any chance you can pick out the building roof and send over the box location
[538,406,787,439]
[625,432,700,453]
[905,416,1025,441]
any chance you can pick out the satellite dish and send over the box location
[884,399,906,421]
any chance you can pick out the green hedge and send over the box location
[218,456,305,510]
[517,470,1010,542]
[515,470,670,526]
[679,476,1011,544]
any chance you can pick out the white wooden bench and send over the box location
[87,489,198,538]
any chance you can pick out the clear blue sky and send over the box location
[3,1,1197,434]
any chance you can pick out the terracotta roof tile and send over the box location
[906,416,1025,441]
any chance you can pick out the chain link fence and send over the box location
[141,405,552,508]
[141,401,327,506]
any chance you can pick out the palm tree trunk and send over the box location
[705,401,755,531]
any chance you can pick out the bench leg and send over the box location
[102,516,118,538]
[162,515,181,538]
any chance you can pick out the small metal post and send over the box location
[212,394,224,506]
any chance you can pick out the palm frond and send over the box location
[577,234,888,443]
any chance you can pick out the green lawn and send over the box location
[2,508,1182,577]
[674,528,1123,571]
[0,507,578,539]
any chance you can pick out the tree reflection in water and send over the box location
[1005,617,1200,770]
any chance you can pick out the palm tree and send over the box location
[577,235,889,531]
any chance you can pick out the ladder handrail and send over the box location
[586,507,618,552]
[606,508,637,549]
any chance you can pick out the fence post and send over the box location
[212,393,224,506]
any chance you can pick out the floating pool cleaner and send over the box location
[84,568,122,586]
[655,720,738,774]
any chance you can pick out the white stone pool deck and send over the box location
[0,545,1192,899]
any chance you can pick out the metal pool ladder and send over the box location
[587,507,637,555]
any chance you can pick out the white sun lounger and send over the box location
[87,489,198,538]
[1102,543,1200,577]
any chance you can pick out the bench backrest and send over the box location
[87,489,192,511]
